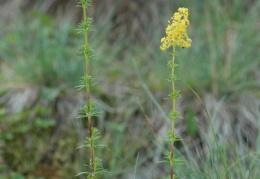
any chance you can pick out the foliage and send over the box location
[76,0,106,178]
[0,11,84,87]
[160,7,191,179]
[0,0,259,179]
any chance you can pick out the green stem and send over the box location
[170,47,176,179]
[229,119,243,178]
[83,6,95,178]
[187,85,228,178]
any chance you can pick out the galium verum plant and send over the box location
[160,8,191,179]
[76,0,106,178]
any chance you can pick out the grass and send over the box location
[0,0,260,178]
[0,11,83,87]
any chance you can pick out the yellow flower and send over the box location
[160,7,192,50]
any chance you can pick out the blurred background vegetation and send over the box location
[0,0,259,178]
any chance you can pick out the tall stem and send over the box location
[83,7,95,178]
[170,47,176,179]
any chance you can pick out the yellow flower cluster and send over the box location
[160,8,192,50]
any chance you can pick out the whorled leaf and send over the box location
[165,111,182,121]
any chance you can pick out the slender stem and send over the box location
[170,47,176,179]
[187,84,228,178]
[228,119,243,178]
[83,6,95,178]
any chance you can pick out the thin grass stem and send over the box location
[186,84,229,178]
[134,151,139,179]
